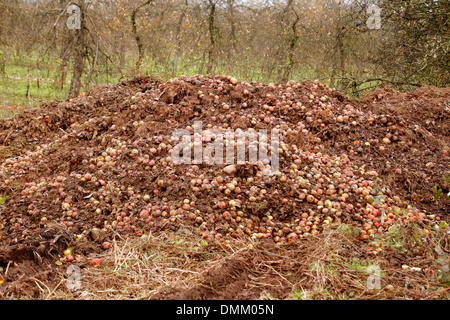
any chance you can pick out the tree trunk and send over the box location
[282,10,300,83]
[336,26,347,92]
[335,0,348,93]
[226,0,237,74]
[173,0,188,77]
[278,0,294,82]
[206,0,216,75]
[59,34,73,90]
[119,30,126,75]
[131,0,153,76]
[69,2,86,98]
[131,9,144,75]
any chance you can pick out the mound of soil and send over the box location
[0,75,448,298]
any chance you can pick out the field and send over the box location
[0,74,448,300]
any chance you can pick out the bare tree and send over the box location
[206,0,217,75]
[280,0,301,82]
[375,0,450,87]
[130,0,154,75]
[225,0,237,74]
[68,0,86,98]
[0,0,447,107]
[173,0,189,76]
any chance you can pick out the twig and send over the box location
[262,263,294,286]
[165,268,198,274]
[31,277,51,297]
[107,225,126,241]
[5,261,12,276]
[46,277,65,299]
[422,287,450,300]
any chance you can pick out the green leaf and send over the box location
[352,227,360,237]
[432,185,443,200]
[0,194,6,205]
[435,256,447,265]
[413,194,422,203]
[394,206,401,216]
[441,173,450,184]
[373,196,381,206]
[438,221,448,229]
[435,245,444,255]
[370,186,379,195]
